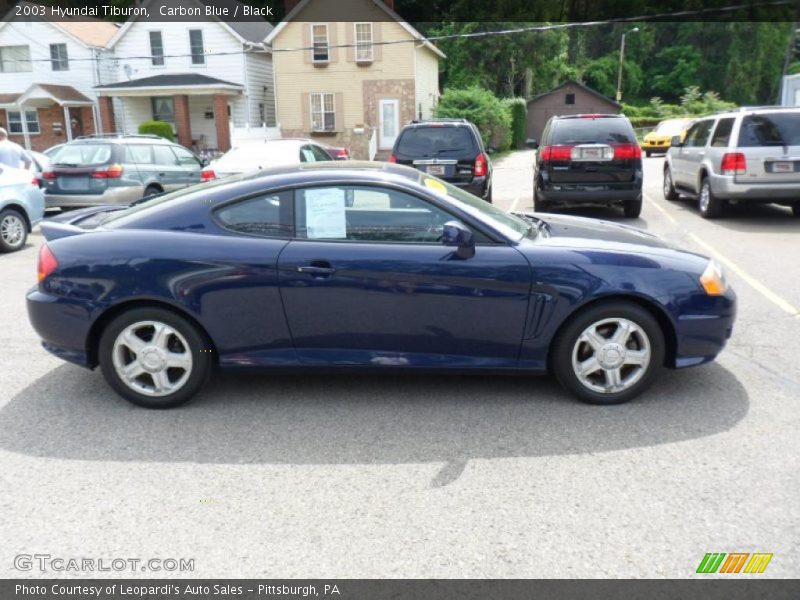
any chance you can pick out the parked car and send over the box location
[27,162,736,409]
[202,138,334,181]
[0,164,44,252]
[319,142,351,161]
[41,134,206,209]
[531,114,644,217]
[641,118,694,157]
[389,119,493,202]
[41,144,64,160]
[664,107,800,218]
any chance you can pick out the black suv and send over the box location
[531,114,643,217]
[390,119,493,202]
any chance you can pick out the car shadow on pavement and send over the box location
[669,199,798,233]
[0,363,748,473]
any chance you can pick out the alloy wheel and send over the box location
[0,214,25,248]
[699,183,710,213]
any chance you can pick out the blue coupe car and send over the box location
[27,162,736,408]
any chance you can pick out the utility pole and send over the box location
[616,27,639,103]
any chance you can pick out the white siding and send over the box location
[0,20,99,98]
[244,50,276,126]
[414,45,440,120]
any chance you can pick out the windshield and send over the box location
[51,143,112,166]
[655,119,689,136]
[396,127,477,158]
[419,174,531,240]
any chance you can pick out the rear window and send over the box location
[738,112,800,147]
[50,143,112,167]
[395,126,477,158]
[549,118,634,145]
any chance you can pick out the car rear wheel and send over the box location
[99,307,213,408]
[663,168,679,201]
[0,208,27,252]
[551,301,665,405]
[623,196,643,218]
[533,186,548,212]
[698,178,724,219]
[143,185,162,199]
[484,185,493,204]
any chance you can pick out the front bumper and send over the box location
[671,288,737,369]
[641,141,670,152]
[709,173,800,201]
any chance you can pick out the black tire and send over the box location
[98,307,213,408]
[623,196,643,218]
[551,300,665,405]
[533,185,548,212]
[663,168,679,201]
[484,184,493,204]
[0,207,28,252]
[698,177,724,219]
[143,185,162,199]
[645,150,652,158]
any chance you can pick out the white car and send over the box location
[202,138,334,180]
[0,164,45,252]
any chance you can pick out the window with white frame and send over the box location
[355,23,373,62]
[149,31,165,66]
[189,29,205,65]
[7,110,40,134]
[0,45,32,72]
[312,24,329,63]
[310,93,335,132]
[50,43,69,71]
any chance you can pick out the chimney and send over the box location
[284,0,301,14]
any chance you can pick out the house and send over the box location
[95,0,276,153]
[265,0,444,159]
[526,80,621,143]
[0,1,119,151]
[780,73,800,106]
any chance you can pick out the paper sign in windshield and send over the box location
[305,188,347,239]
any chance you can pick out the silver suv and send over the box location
[42,134,206,209]
[663,107,800,218]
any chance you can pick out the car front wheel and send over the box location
[551,301,665,405]
[0,208,28,252]
[98,307,213,408]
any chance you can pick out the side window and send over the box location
[300,146,317,163]
[710,118,734,147]
[153,145,178,166]
[215,191,292,238]
[685,120,713,148]
[311,144,332,162]
[124,144,154,164]
[295,185,455,243]
[171,146,200,166]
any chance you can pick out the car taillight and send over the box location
[539,145,573,162]
[38,244,58,282]
[91,164,123,179]
[474,153,488,177]
[388,154,397,163]
[612,143,642,160]
[200,168,216,182]
[31,176,40,186]
[336,148,350,159]
[42,171,56,181]
[721,152,746,175]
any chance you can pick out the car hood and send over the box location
[525,212,669,249]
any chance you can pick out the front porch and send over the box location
[95,74,247,153]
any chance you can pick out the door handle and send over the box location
[297,265,336,276]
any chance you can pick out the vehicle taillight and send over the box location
[539,145,573,162]
[612,143,642,160]
[388,154,397,163]
[42,170,56,181]
[336,148,350,160]
[31,176,40,186]
[38,244,58,282]
[720,152,746,175]
[200,168,217,182]
[474,153,488,177]
[91,164,123,179]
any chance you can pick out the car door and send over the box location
[169,145,203,187]
[150,144,183,191]
[674,120,713,189]
[277,184,532,367]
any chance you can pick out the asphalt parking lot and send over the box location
[1,152,798,578]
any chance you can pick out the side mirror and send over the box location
[525,138,539,149]
[442,220,475,259]
[486,147,496,155]
[670,136,683,148]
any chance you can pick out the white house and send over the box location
[0,1,118,150]
[95,0,276,152]
[780,73,800,107]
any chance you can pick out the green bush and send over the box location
[435,87,512,151]
[138,120,174,141]
[503,97,527,149]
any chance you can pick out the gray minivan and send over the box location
[664,107,800,218]
[42,134,205,209]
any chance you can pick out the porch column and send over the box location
[18,104,31,151]
[173,94,192,148]
[63,106,72,141]
[98,96,116,134]
[213,94,231,152]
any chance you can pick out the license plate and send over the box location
[772,161,794,173]
[427,165,445,175]
[580,148,603,159]
[58,177,90,191]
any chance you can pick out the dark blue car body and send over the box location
[27,162,735,394]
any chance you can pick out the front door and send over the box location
[379,99,400,149]
[277,184,532,367]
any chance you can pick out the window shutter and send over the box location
[328,23,339,63]
[302,93,311,132]
[373,23,382,62]
[302,24,311,64]
[334,92,344,132]
[345,23,354,62]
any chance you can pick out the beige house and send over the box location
[266,0,444,159]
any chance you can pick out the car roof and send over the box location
[711,106,800,119]
[69,135,174,145]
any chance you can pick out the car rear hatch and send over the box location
[734,111,800,184]
[393,125,480,184]
[543,117,640,186]
[43,143,119,195]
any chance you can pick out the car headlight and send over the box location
[700,260,728,295]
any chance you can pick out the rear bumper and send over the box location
[709,173,800,201]
[26,287,94,368]
[448,177,488,199]
[537,185,642,204]
[45,185,142,208]
[671,288,737,369]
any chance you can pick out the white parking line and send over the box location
[509,196,521,212]
[644,193,800,318]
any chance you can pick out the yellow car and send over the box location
[641,118,694,157]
